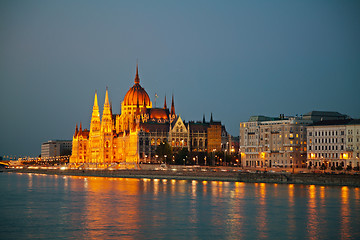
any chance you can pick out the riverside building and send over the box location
[239,111,349,169]
[240,115,311,168]
[306,119,360,169]
[69,65,229,165]
[41,140,72,158]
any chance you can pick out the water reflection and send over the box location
[341,186,350,240]
[4,173,360,240]
[256,183,268,239]
[307,185,319,240]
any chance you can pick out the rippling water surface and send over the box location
[1,172,360,239]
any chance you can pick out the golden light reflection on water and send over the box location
[307,185,318,240]
[81,177,141,239]
[287,184,296,236]
[6,173,360,239]
[341,186,351,240]
[355,188,360,200]
[256,183,268,239]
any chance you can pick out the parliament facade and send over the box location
[69,65,230,165]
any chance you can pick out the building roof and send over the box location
[348,119,360,125]
[123,65,151,106]
[309,119,353,126]
[249,115,278,122]
[303,111,346,117]
[148,108,170,121]
[189,122,208,132]
[140,122,170,132]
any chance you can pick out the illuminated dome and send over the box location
[123,65,151,106]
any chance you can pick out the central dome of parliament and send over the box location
[123,65,151,106]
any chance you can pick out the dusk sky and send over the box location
[1,0,359,157]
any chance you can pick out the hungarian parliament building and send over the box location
[69,65,231,164]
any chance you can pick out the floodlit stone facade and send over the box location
[240,115,311,168]
[70,65,228,165]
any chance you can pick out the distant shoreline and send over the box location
[3,168,360,187]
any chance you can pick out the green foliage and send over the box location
[319,163,326,170]
[175,148,189,165]
[155,141,172,164]
[336,165,343,171]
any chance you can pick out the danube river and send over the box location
[1,172,360,239]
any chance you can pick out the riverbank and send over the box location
[4,168,360,187]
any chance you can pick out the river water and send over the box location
[1,172,360,239]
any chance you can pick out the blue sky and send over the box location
[1,0,359,157]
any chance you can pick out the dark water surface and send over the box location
[1,172,360,239]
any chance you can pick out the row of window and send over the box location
[309,138,344,144]
[308,130,344,137]
[309,145,344,151]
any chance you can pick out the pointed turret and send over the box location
[101,87,114,163]
[171,94,175,116]
[164,94,167,109]
[79,122,82,135]
[102,87,112,128]
[104,87,110,106]
[74,124,78,137]
[92,91,100,118]
[134,63,140,84]
[203,114,206,124]
[210,113,213,123]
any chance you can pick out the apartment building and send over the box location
[307,119,360,168]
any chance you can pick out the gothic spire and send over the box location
[102,87,112,118]
[203,114,206,123]
[164,94,167,109]
[134,63,140,84]
[210,113,213,123]
[92,91,100,118]
[104,87,110,106]
[79,122,82,134]
[170,94,175,116]
[74,123,78,136]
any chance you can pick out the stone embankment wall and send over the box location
[4,168,360,187]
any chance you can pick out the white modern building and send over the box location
[41,140,72,158]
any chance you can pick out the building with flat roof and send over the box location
[307,119,360,169]
[239,111,350,168]
[240,115,311,168]
[41,140,72,158]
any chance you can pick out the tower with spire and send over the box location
[100,88,114,163]
[170,94,176,122]
[69,62,226,166]
[88,91,101,163]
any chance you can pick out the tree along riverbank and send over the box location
[3,168,360,187]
